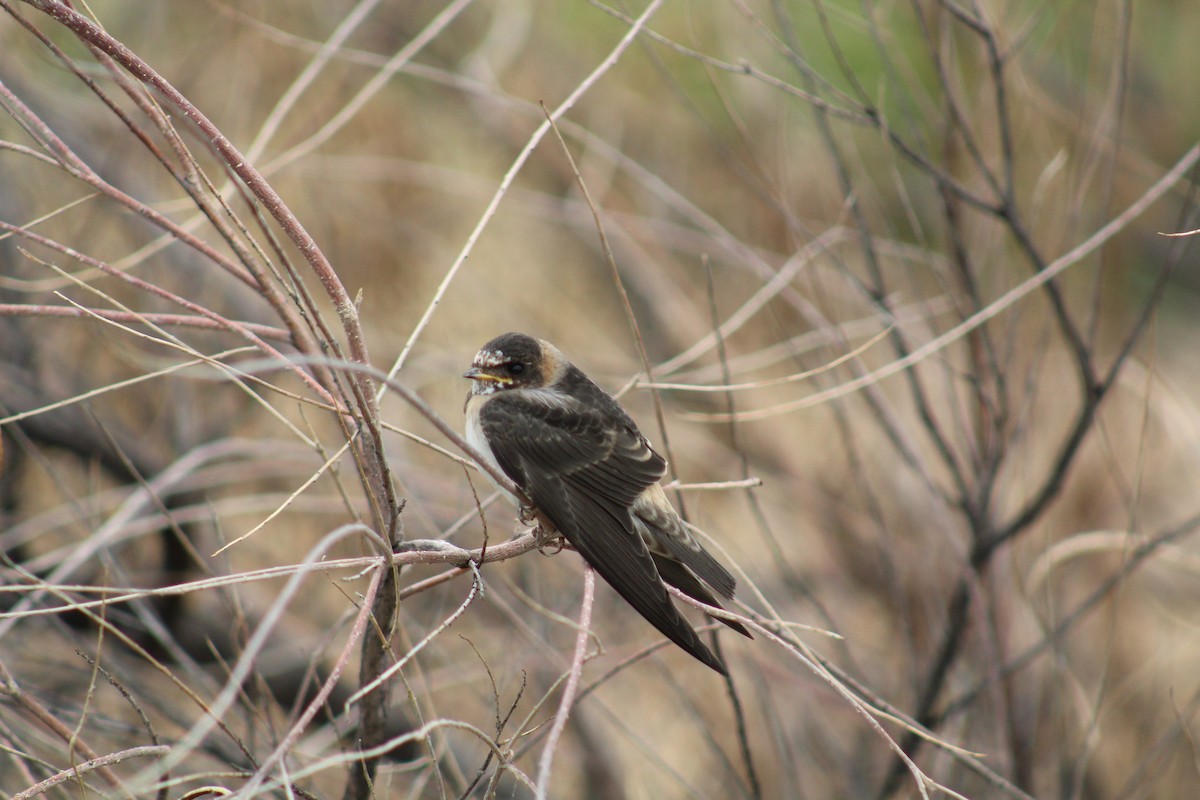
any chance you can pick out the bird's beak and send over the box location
[463,366,513,384]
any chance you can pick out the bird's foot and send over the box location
[532,522,566,554]
[517,506,568,553]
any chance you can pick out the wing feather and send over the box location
[633,487,738,600]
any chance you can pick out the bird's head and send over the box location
[464,332,562,396]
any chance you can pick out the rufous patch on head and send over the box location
[536,338,567,386]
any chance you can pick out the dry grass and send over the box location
[2,1,1199,798]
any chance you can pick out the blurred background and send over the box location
[2,1,1199,797]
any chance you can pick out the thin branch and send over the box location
[535,566,596,799]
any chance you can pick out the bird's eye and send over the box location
[507,362,525,376]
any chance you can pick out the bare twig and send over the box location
[535,566,596,799]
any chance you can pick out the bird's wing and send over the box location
[633,484,738,600]
[479,392,726,674]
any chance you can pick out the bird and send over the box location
[463,332,749,675]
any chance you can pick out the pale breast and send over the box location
[464,394,520,506]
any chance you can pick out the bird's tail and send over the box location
[652,555,753,639]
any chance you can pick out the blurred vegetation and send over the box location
[2,1,1199,798]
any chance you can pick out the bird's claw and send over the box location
[518,504,539,525]
[533,523,566,554]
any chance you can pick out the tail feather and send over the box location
[652,555,753,639]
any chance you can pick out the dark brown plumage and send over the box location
[464,332,748,674]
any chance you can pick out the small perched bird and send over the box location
[464,332,748,674]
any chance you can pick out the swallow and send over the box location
[464,332,749,674]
